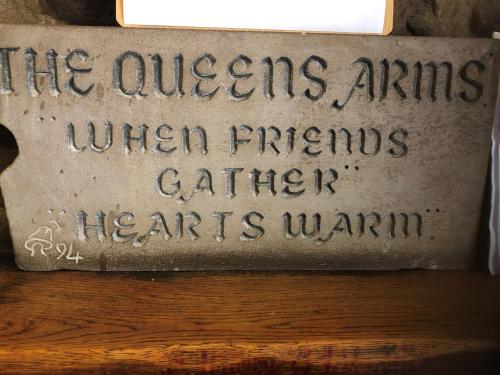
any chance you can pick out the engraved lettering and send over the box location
[329,128,352,155]
[134,212,171,247]
[66,122,112,153]
[441,62,453,101]
[176,169,214,204]
[250,169,276,196]
[459,60,485,103]
[25,48,61,97]
[413,62,423,100]
[332,57,374,110]
[194,168,214,196]
[227,54,254,101]
[229,125,253,155]
[221,168,244,198]
[112,51,146,98]
[281,169,305,198]
[154,124,176,154]
[258,126,281,155]
[387,128,408,158]
[286,127,296,154]
[240,211,264,241]
[186,211,201,240]
[358,212,381,237]
[111,212,137,243]
[359,128,381,156]
[212,211,233,242]
[63,49,94,96]
[87,121,112,153]
[151,53,184,98]
[389,213,423,238]
[315,213,353,244]
[181,126,208,155]
[425,62,438,101]
[379,59,408,100]
[282,213,320,238]
[191,53,219,100]
[156,168,180,197]
[278,211,424,244]
[313,169,338,195]
[123,123,148,154]
[0,47,19,95]
[300,55,327,101]
[302,126,322,157]
[175,212,183,240]
[66,122,85,153]
[413,61,454,101]
[76,210,106,242]
[262,56,294,100]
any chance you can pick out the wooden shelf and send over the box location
[0,249,499,374]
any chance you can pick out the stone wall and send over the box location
[393,0,500,37]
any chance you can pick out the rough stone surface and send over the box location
[394,0,476,37]
[0,25,498,270]
[0,0,64,25]
[40,0,116,26]
[471,0,500,37]
[0,0,116,26]
[393,0,500,37]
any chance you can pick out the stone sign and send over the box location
[0,25,499,270]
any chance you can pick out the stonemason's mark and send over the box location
[24,219,83,264]
[24,226,53,256]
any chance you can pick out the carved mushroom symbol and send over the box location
[24,226,54,257]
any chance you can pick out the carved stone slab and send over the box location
[0,25,498,271]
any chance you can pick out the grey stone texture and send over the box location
[0,25,498,270]
[393,0,500,37]
[0,0,115,26]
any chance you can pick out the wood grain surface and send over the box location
[0,250,499,374]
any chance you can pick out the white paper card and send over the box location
[120,0,391,34]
